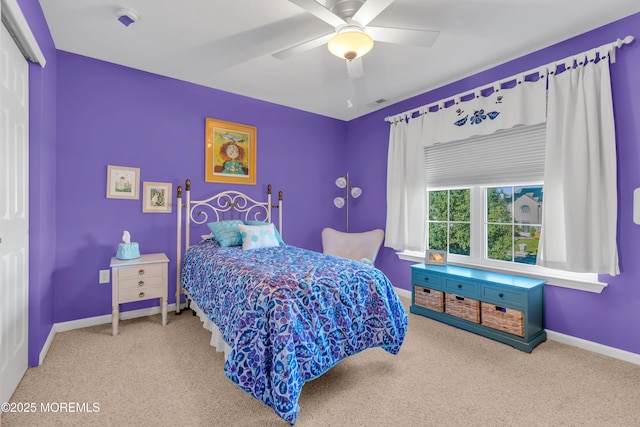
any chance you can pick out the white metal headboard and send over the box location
[175,179,283,313]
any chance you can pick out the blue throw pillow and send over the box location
[244,220,285,245]
[207,220,243,247]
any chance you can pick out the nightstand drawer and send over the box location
[118,285,164,303]
[444,278,478,298]
[118,275,164,290]
[412,271,443,290]
[117,263,163,279]
[481,285,524,308]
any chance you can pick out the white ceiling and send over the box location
[38,0,640,121]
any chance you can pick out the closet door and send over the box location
[0,21,29,405]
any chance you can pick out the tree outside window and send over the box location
[427,189,470,255]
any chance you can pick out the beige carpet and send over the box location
[3,297,640,427]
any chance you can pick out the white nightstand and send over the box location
[110,253,169,336]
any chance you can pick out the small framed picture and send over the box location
[107,165,140,199]
[142,182,172,213]
[425,249,447,266]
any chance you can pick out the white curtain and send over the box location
[538,49,619,275]
[385,115,425,251]
[385,74,546,252]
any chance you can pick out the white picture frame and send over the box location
[425,249,447,266]
[106,165,140,199]
[142,181,172,213]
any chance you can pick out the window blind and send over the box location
[424,123,546,187]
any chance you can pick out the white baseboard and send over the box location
[546,330,640,366]
[39,325,57,366]
[397,286,640,366]
[37,303,182,365]
[54,303,178,332]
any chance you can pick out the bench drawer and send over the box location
[413,286,444,312]
[481,285,524,308]
[412,271,443,290]
[445,293,480,323]
[444,279,478,298]
[481,302,525,337]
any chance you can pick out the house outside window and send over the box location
[487,185,543,265]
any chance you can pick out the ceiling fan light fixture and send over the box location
[328,30,374,61]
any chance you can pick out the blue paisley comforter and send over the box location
[181,239,408,424]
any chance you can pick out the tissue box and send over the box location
[116,242,140,260]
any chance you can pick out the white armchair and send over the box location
[321,228,384,264]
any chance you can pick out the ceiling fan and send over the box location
[273,0,440,79]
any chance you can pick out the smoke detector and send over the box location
[116,8,138,27]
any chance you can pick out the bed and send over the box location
[175,180,408,424]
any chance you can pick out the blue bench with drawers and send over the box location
[410,263,546,352]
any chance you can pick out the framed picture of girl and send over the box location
[142,181,172,213]
[205,118,257,185]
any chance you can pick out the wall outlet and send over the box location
[99,269,110,284]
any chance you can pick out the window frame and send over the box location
[403,185,607,293]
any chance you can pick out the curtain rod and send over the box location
[385,35,634,124]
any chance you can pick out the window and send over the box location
[427,184,543,267]
[424,123,546,265]
[486,185,543,265]
[427,189,470,255]
[416,123,604,291]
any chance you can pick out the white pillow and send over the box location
[238,223,280,250]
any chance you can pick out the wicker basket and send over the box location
[414,286,444,312]
[481,302,524,337]
[445,293,480,323]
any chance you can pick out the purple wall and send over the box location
[20,0,640,365]
[54,52,347,324]
[347,13,640,355]
[18,0,57,367]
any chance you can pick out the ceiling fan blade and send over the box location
[366,26,440,47]
[347,57,364,80]
[288,0,347,27]
[272,32,334,60]
[351,0,394,26]
[166,14,328,76]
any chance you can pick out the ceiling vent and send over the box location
[367,98,388,107]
